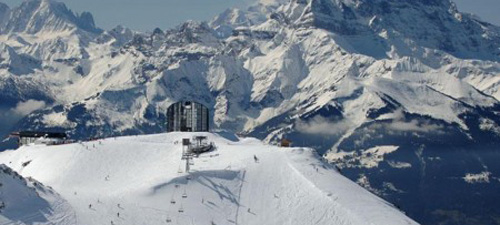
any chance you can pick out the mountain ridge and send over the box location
[1,0,500,224]
[0,0,100,34]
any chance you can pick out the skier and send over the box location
[253,155,259,163]
[117,212,120,217]
[88,204,92,209]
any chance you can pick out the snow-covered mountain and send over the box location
[0,132,417,225]
[0,164,76,224]
[1,0,500,224]
[0,0,100,34]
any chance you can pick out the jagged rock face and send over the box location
[1,0,500,224]
[288,0,500,60]
[0,0,103,61]
[0,0,101,34]
[209,0,287,38]
[0,43,42,75]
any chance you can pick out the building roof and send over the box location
[10,131,67,138]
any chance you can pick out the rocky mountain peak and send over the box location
[0,0,101,34]
[170,20,219,44]
[276,0,500,61]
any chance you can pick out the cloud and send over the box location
[295,116,353,135]
[0,100,46,137]
[385,109,445,133]
[295,109,445,138]
[365,109,442,133]
[12,100,46,116]
[387,119,444,133]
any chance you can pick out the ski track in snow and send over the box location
[0,132,417,225]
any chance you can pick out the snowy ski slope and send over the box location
[0,132,417,225]
[0,165,76,225]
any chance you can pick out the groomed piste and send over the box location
[0,132,417,225]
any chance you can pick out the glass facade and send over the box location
[166,101,209,132]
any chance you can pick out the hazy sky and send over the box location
[1,0,499,31]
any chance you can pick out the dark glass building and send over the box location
[166,101,209,132]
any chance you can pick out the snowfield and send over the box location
[0,165,76,225]
[0,132,417,225]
